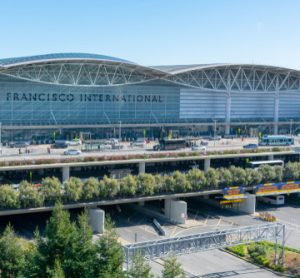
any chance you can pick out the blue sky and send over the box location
[1,0,300,68]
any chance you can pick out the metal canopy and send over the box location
[0,53,300,91]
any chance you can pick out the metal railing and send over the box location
[123,223,285,267]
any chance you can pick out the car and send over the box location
[9,141,31,148]
[99,144,112,150]
[200,140,209,146]
[208,136,222,141]
[68,139,82,146]
[243,143,258,149]
[130,138,146,147]
[191,145,206,151]
[63,149,81,155]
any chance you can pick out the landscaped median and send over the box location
[1,162,300,210]
[226,242,300,276]
[0,147,291,167]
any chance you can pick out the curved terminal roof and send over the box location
[0,53,300,91]
[0,52,134,66]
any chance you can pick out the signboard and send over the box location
[223,186,246,200]
[256,182,300,196]
[219,199,245,205]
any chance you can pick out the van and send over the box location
[259,195,285,205]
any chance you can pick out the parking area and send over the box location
[256,195,300,249]
[150,250,279,277]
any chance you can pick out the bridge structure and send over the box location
[123,223,285,267]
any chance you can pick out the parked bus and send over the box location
[258,195,285,205]
[248,160,284,169]
[153,139,186,151]
[259,135,294,146]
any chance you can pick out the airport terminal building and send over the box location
[0,53,300,141]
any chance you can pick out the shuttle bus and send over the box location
[248,160,284,169]
[259,135,294,146]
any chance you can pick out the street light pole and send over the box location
[119,121,122,142]
[213,120,217,148]
[290,119,293,136]
[0,122,2,154]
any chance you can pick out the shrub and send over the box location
[0,185,19,209]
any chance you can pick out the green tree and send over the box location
[258,165,276,183]
[82,177,100,200]
[205,168,219,189]
[103,176,119,198]
[64,210,96,278]
[50,259,65,278]
[245,168,262,186]
[39,177,61,204]
[153,174,164,194]
[162,255,185,278]
[120,175,137,196]
[229,166,247,186]
[163,175,175,193]
[137,173,155,196]
[29,202,77,276]
[274,165,283,182]
[172,171,191,193]
[18,180,44,208]
[64,177,83,202]
[94,223,124,278]
[283,162,300,181]
[0,185,19,209]
[218,168,232,187]
[127,251,153,278]
[0,224,25,278]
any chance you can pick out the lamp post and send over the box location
[0,122,2,154]
[213,120,217,148]
[119,121,122,142]
[289,119,293,136]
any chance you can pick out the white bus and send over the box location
[259,195,285,205]
[248,160,284,169]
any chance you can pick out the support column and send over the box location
[164,199,187,224]
[268,154,274,160]
[138,161,145,174]
[225,93,231,135]
[235,194,256,214]
[204,158,210,172]
[89,208,105,234]
[274,93,279,135]
[62,166,70,182]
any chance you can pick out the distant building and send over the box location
[0,53,299,140]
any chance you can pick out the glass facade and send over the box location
[1,53,300,140]
[0,75,181,125]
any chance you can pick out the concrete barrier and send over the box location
[88,208,105,234]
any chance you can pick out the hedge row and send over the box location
[0,147,289,167]
[0,161,299,210]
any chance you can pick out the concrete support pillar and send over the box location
[235,194,256,214]
[274,93,279,135]
[268,154,274,160]
[164,199,187,224]
[89,208,105,234]
[204,158,210,172]
[62,166,70,182]
[225,93,231,135]
[138,161,145,174]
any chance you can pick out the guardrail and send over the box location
[123,223,285,267]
